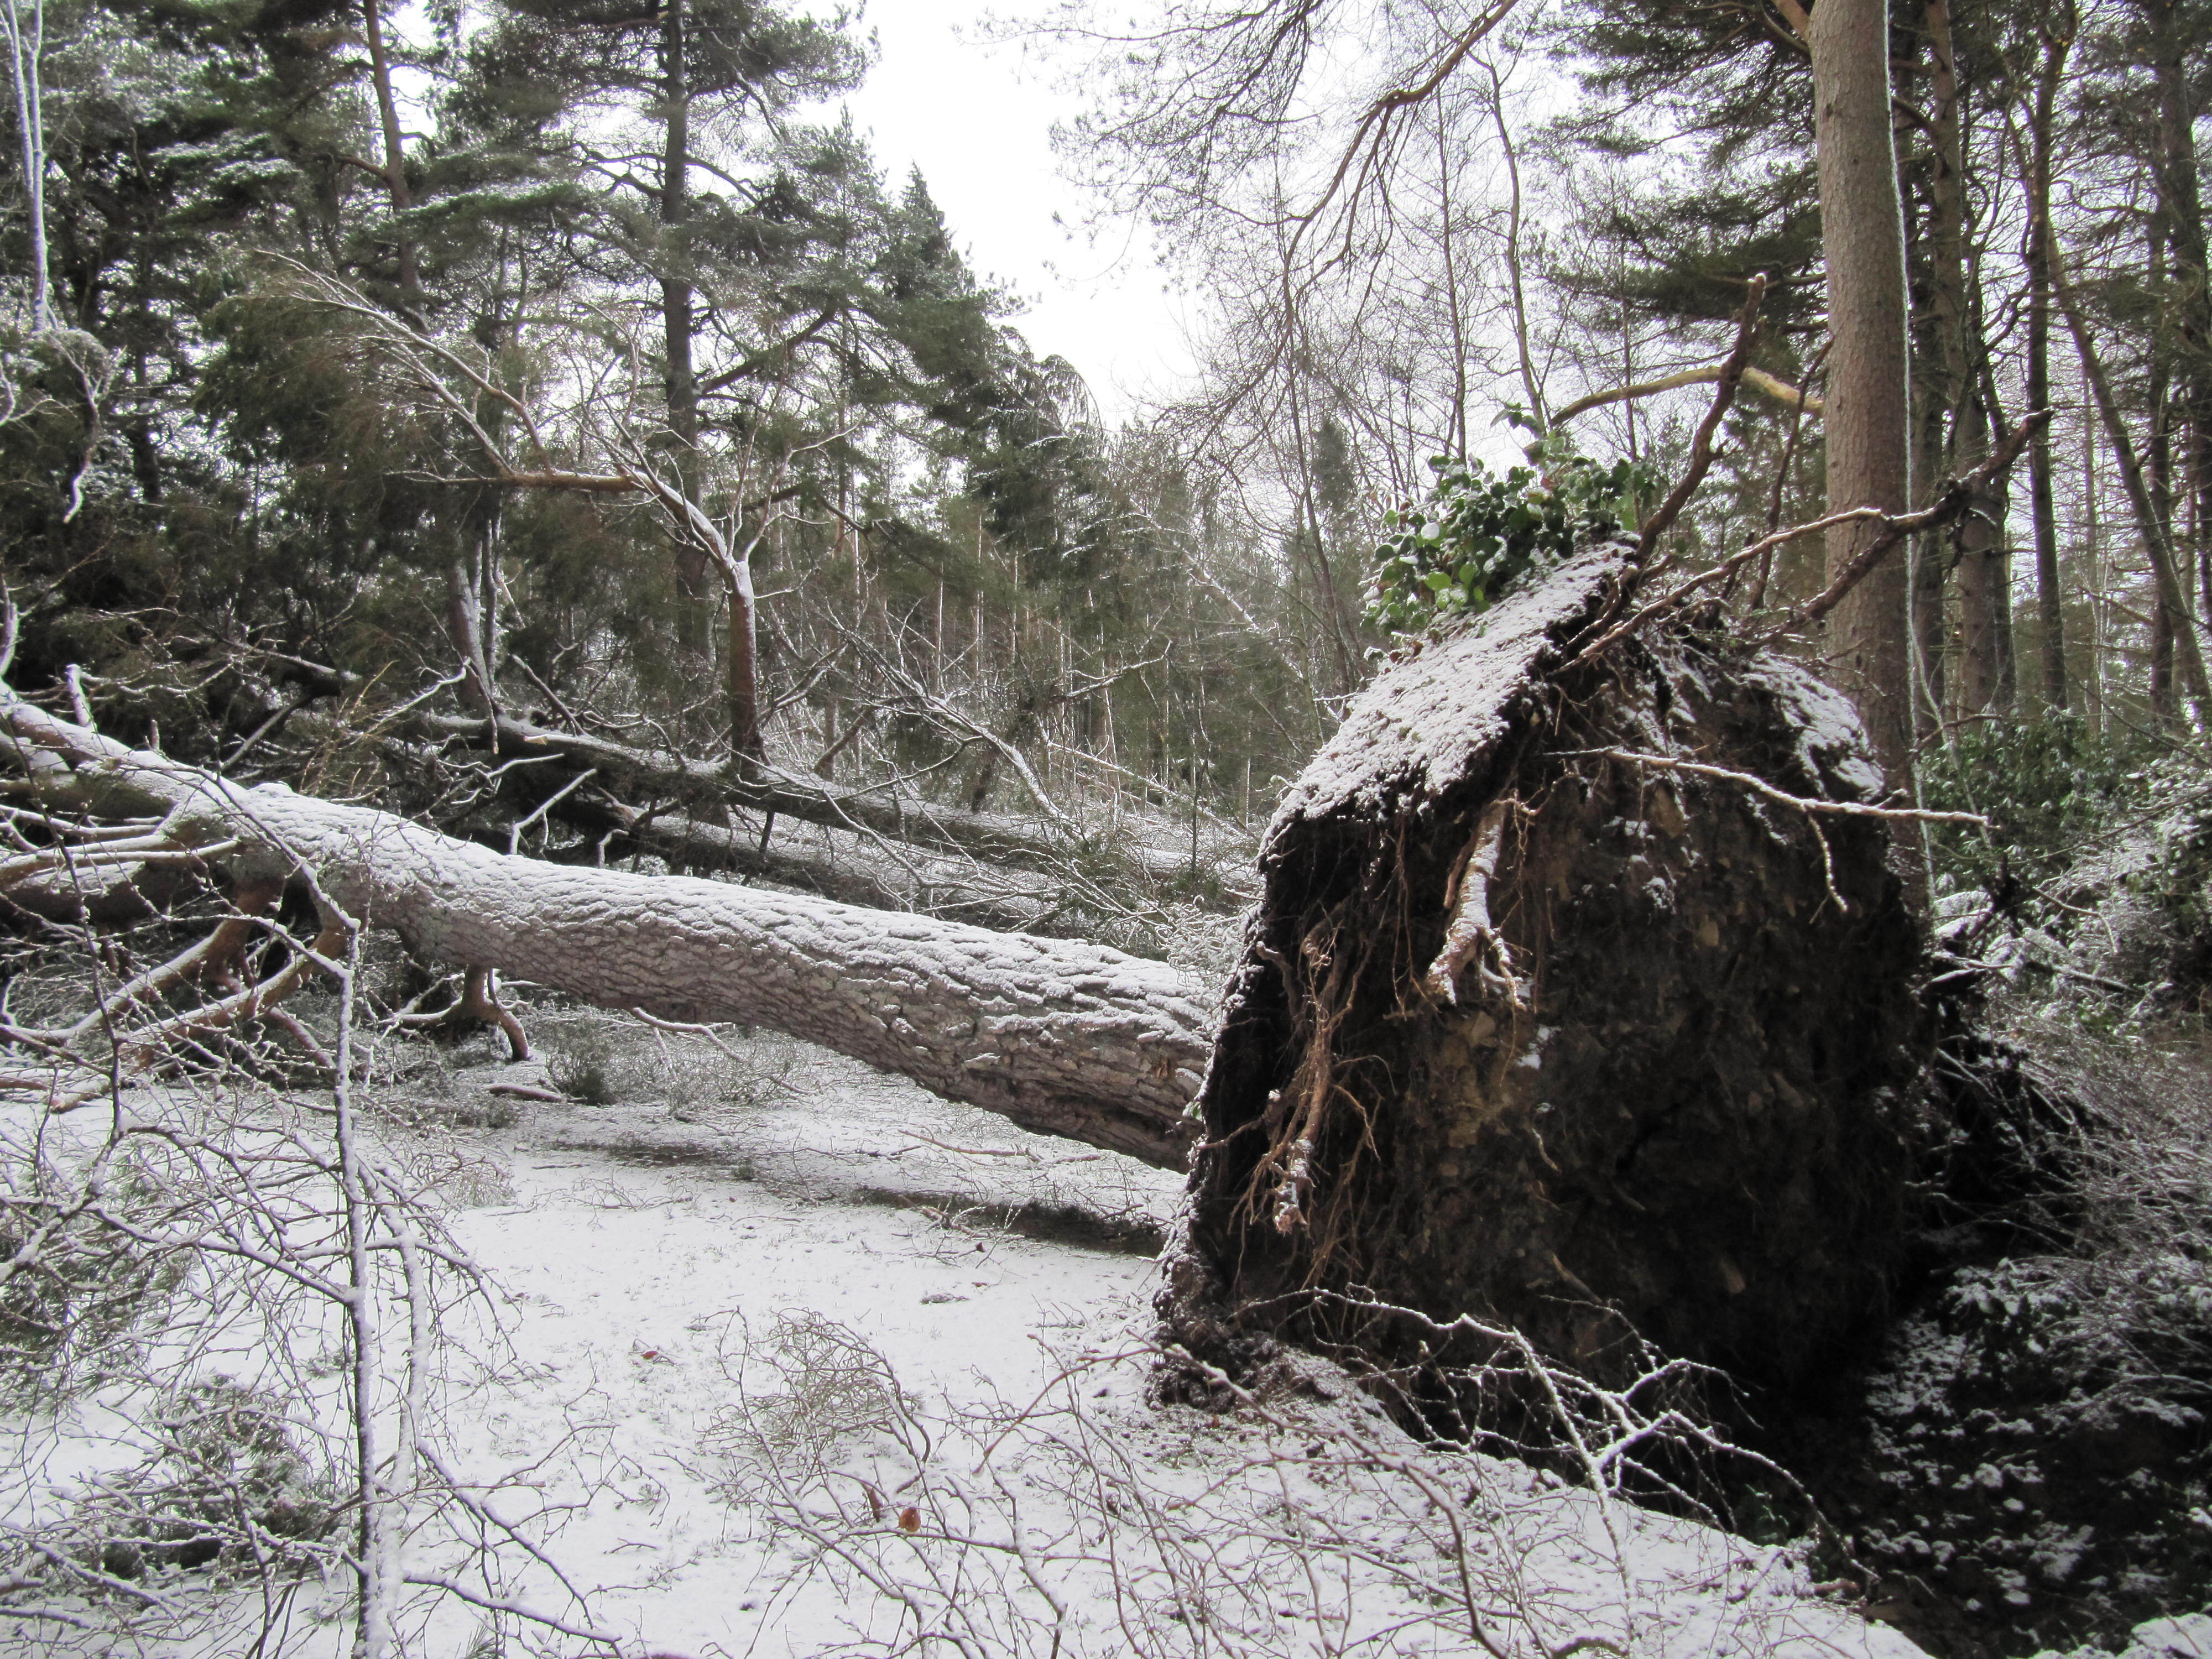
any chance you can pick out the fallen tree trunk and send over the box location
[0,693,1212,1167]
[1161,550,1933,1391]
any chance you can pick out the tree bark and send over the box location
[1,693,1212,1168]
[1809,0,1916,785]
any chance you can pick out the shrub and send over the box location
[1920,715,2168,894]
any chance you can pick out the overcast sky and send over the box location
[830,4,1198,424]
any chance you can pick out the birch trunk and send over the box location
[1,693,1211,1167]
[3,0,48,332]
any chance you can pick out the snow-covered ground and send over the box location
[7,1021,1955,1657]
[351,1031,1936,1658]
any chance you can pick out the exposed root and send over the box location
[388,966,532,1060]
[457,967,531,1061]
[1244,911,1380,1255]
[1425,799,1527,1008]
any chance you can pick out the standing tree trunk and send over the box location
[1921,0,2008,721]
[2023,19,2071,709]
[3,0,49,331]
[360,0,421,304]
[660,0,708,651]
[1809,0,1916,787]
[1953,388,2010,717]
[2145,0,2212,629]
[2149,238,2179,725]
[2052,226,2212,723]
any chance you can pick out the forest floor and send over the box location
[379,1022,1938,1658]
[15,1009,1947,1658]
[8,1007,2211,1657]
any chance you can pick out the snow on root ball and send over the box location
[1162,549,1929,1392]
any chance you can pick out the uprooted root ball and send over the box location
[1165,552,1929,1394]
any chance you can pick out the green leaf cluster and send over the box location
[1364,434,1655,635]
[1919,714,2167,891]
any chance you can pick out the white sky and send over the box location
[829,4,1197,424]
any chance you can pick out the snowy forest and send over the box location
[2,0,2212,1651]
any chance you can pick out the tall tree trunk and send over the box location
[1922,0,2010,721]
[661,0,708,649]
[1906,162,1949,730]
[1953,388,2007,715]
[1,693,1211,1168]
[2051,226,2212,722]
[2150,258,2179,725]
[2023,23,2070,709]
[1809,0,1916,789]
[2146,0,2212,633]
[360,0,420,303]
[3,0,50,331]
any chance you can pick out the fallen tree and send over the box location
[0,693,1213,1166]
[12,540,1981,1388]
[1161,549,1943,1391]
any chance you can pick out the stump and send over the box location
[1163,551,1931,1391]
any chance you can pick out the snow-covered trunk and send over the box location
[1163,553,1931,1392]
[1,694,1212,1167]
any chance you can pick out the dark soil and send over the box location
[1168,564,1928,1393]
